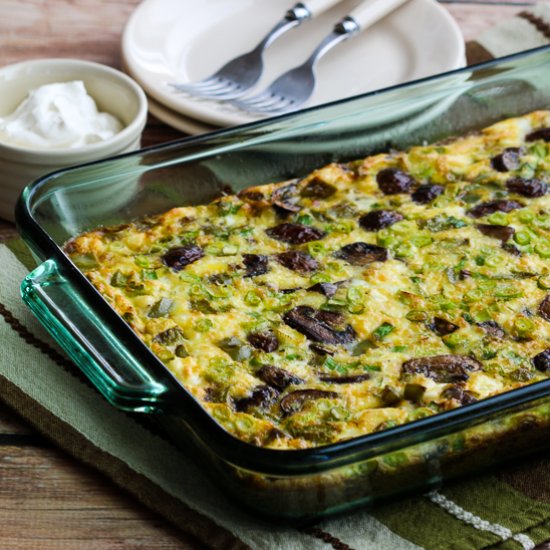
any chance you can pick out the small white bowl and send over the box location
[0,58,148,221]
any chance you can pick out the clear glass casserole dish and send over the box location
[15,46,550,522]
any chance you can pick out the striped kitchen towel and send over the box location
[1,236,550,550]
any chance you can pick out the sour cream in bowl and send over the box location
[0,59,147,221]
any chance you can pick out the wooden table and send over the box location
[0,1,544,547]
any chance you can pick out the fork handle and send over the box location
[299,0,344,17]
[345,0,410,31]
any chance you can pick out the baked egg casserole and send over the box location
[65,111,550,449]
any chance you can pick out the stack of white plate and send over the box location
[122,0,465,135]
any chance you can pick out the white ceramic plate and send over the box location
[146,92,218,135]
[122,0,464,128]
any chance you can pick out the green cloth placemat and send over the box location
[2,233,550,550]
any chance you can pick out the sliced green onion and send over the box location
[513,317,534,338]
[310,272,331,284]
[537,274,550,290]
[134,255,150,268]
[307,242,326,257]
[363,364,381,372]
[189,283,204,296]
[330,406,349,421]
[519,162,536,179]
[194,318,213,333]
[494,285,522,300]
[514,231,531,245]
[487,211,508,225]
[377,229,396,247]
[347,286,363,303]
[179,272,202,283]
[411,234,433,248]
[530,142,547,159]
[395,243,414,258]
[443,330,462,349]
[244,291,262,306]
[464,288,484,303]
[71,253,99,270]
[535,241,550,259]
[221,244,239,256]
[406,310,428,322]
[473,309,492,323]
[484,254,503,268]
[518,210,534,224]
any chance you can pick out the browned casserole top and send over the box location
[66,111,550,449]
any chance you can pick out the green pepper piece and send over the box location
[373,322,394,340]
[148,297,174,318]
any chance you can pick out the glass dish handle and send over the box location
[21,259,167,412]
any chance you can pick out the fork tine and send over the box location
[235,92,273,108]
[197,83,244,98]
[246,95,287,110]
[176,79,230,93]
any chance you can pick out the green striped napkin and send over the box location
[2,239,550,549]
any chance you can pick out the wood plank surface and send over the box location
[0,1,543,548]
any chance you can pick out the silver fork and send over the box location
[171,0,343,101]
[232,0,410,115]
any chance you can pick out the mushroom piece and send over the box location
[526,127,550,142]
[359,210,404,231]
[334,242,388,266]
[411,184,444,204]
[162,245,204,272]
[401,354,482,383]
[319,374,370,384]
[271,181,300,213]
[477,320,505,339]
[300,177,337,199]
[476,223,515,243]
[429,317,459,336]
[235,385,279,412]
[275,250,319,274]
[442,385,477,405]
[502,243,522,256]
[242,254,269,277]
[376,168,416,195]
[280,389,338,416]
[308,281,341,298]
[257,365,304,390]
[283,305,356,345]
[266,223,326,245]
[490,148,521,172]
[506,177,548,198]
[237,189,265,202]
[539,295,550,322]
[467,199,523,218]
[533,349,550,372]
[247,331,279,353]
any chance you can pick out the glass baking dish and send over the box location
[16,46,550,522]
